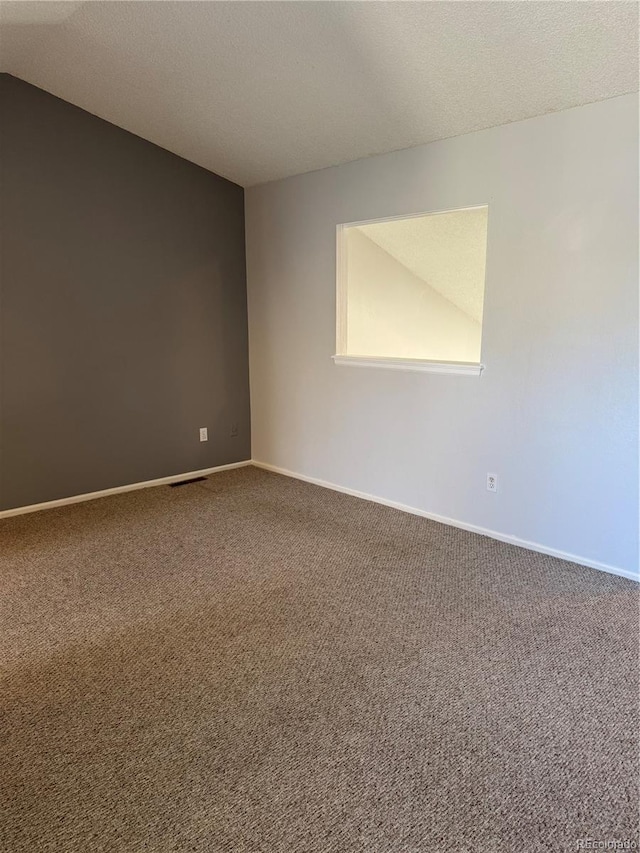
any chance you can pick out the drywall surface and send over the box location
[354,205,488,323]
[345,228,482,362]
[246,93,639,574]
[0,74,250,510]
[1,1,636,185]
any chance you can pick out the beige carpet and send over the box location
[1,466,638,852]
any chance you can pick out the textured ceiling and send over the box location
[0,1,637,187]
[355,208,488,323]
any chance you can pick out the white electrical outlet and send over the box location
[486,473,498,493]
[199,427,208,442]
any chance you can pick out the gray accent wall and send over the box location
[0,74,251,510]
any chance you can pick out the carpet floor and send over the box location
[0,466,638,852]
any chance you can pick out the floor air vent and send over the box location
[169,477,208,488]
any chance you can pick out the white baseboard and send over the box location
[251,460,639,583]
[0,460,252,519]
[3,457,636,583]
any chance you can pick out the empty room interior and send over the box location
[1,2,639,851]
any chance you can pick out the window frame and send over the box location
[334,205,488,376]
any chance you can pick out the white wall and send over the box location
[345,228,482,362]
[354,205,488,324]
[246,94,639,576]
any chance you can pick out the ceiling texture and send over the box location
[356,207,488,323]
[0,1,637,187]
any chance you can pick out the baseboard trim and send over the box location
[3,458,635,582]
[251,460,639,583]
[0,461,252,519]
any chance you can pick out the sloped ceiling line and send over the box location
[0,0,637,186]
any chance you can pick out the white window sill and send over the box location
[332,355,484,376]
